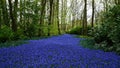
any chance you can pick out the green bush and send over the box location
[67,27,82,35]
[25,23,38,37]
[90,5,120,54]
[0,25,14,43]
[67,26,92,35]
[13,29,28,40]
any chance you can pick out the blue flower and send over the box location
[0,34,120,68]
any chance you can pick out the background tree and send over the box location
[91,0,95,27]
[57,0,61,34]
[48,0,54,36]
[8,0,18,32]
[0,0,9,26]
[39,0,47,36]
[83,0,87,35]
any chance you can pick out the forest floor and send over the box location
[0,34,120,68]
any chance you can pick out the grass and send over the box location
[75,35,97,49]
[78,35,120,55]
[0,36,51,48]
[80,38,96,49]
[0,40,28,48]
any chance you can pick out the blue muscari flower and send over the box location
[0,34,120,68]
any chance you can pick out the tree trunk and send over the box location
[0,9,1,29]
[91,0,95,27]
[8,0,17,32]
[0,1,1,29]
[20,0,22,21]
[83,0,87,35]
[1,0,10,26]
[57,0,61,34]
[39,0,47,36]
[48,0,53,36]
[118,0,120,4]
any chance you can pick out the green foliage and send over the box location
[25,23,38,37]
[67,27,82,35]
[80,38,96,49]
[0,25,14,43]
[13,29,28,40]
[90,5,120,54]
[67,26,92,35]
[0,40,28,48]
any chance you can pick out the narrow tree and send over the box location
[39,0,47,36]
[1,0,9,26]
[83,0,87,35]
[91,0,95,27]
[115,0,120,5]
[0,9,1,29]
[57,0,61,34]
[8,0,18,32]
[48,0,54,36]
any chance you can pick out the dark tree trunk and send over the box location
[57,0,61,34]
[8,0,17,32]
[39,0,47,36]
[91,0,95,27]
[118,0,120,4]
[48,0,53,36]
[1,0,10,26]
[83,0,87,35]
[0,1,1,29]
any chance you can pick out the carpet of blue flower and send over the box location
[0,34,120,68]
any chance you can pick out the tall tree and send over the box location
[60,0,67,32]
[39,0,47,36]
[115,0,120,5]
[8,0,18,32]
[1,0,9,26]
[83,0,87,35]
[57,0,61,34]
[91,0,95,27]
[48,0,54,36]
[0,1,2,28]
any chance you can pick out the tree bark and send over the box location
[39,0,47,36]
[0,1,1,29]
[57,0,61,34]
[118,0,120,4]
[83,0,87,35]
[8,0,17,32]
[91,0,95,27]
[1,0,10,26]
[48,0,53,36]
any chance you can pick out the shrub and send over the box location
[90,5,120,54]
[67,26,92,35]
[13,29,28,40]
[0,25,14,43]
[67,27,82,35]
[25,23,38,38]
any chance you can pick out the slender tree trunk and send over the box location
[91,0,95,27]
[115,0,120,5]
[14,0,18,30]
[61,0,63,33]
[118,0,120,4]
[48,0,53,36]
[0,9,1,29]
[23,0,26,31]
[57,0,61,34]
[83,0,87,35]
[0,1,2,29]
[39,0,47,36]
[20,0,23,25]
[81,10,84,35]
[1,0,9,26]
[8,0,17,32]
